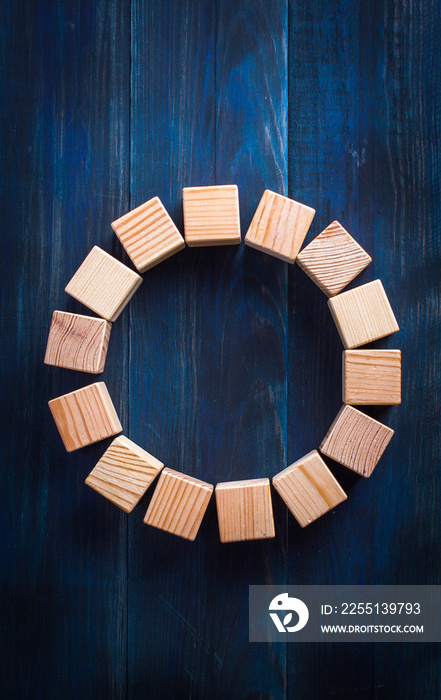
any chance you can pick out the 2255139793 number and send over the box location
[340,602,420,615]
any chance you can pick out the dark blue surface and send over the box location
[1,1,440,698]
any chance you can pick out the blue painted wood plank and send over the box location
[286,1,374,697]
[127,0,288,697]
[287,1,373,563]
[1,0,440,697]
[363,1,441,697]
[203,1,288,697]
[127,2,218,698]
[0,1,131,697]
[364,0,441,583]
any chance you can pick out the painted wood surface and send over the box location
[1,1,440,698]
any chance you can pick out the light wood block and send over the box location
[182,185,241,246]
[320,405,394,478]
[215,478,275,543]
[273,450,347,527]
[111,196,185,272]
[44,310,111,374]
[328,279,399,349]
[144,468,213,541]
[85,436,164,512]
[244,189,315,263]
[343,350,401,405]
[65,246,142,322]
[48,382,122,452]
[296,220,372,296]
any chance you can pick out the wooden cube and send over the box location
[182,185,241,246]
[272,451,347,527]
[85,436,164,512]
[296,220,372,296]
[65,246,142,322]
[48,381,122,452]
[111,196,185,272]
[215,478,275,543]
[343,350,401,405]
[328,279,399,349]
[320,405,394,478]
[44,310,111,374]
[244,189,315,263]
[144,468,213,541]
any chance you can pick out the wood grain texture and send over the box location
[200,0,288,693]
[128,0,288,697]
[111,196,185,272]
[215,478,275,543]
[286,22,377,698]
[126,2,226,697]
[48,382,122,452]
[244,188,315,262]
[44,310,112,374]
[343,349,401,405]
[182,185,241,246]
[144,468,213,540]
[273,450,347,527]
[328,279,400,348]
[1,0,132,697]
[128,2,219,694]
[320,405,394,477]
[286,1,441,697]
[85,435,164,512]
[3,0,441,698]
[296,220,372,296]
[364,2,441,697]
[65,245,142,321]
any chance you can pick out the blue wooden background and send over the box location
[1,0,440,697]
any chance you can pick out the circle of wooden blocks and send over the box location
[215,478,275,543]
[182,185,241,247]
[327,279,399,349]
[296,220,372,296]
[144,468,213,541]
[320,405,394,478]
[65,246,143,322]
[272,450,347,527]
[44,310,111,374]
[111,196,185,273]
[85,436,164,512]
[48,381,122,452]
[244,189,315,263]
[343,350,401,405]
[48,183,402,539]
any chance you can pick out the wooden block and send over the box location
[111,196,185,272]
[215,478,275,543]
[144,468,213,541]
[244,189,315,263]
[44,310,111,374]
[65,246,142,322]
[328,279,399,349]
[320,405,394,478]
[48,382,122,452]
[85,436,164,512]
[343,350,401,405]
[296,220,372,296]
[272,450,347,527]
[182,184,241,246]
